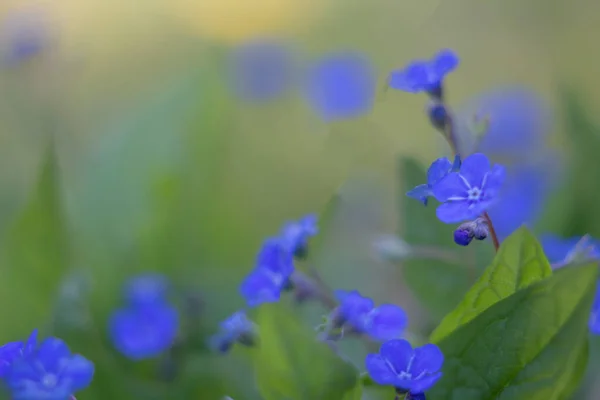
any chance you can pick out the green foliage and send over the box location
[430,227,552,342]
[429,261,597,400]
[253,303,359,400]
[398,157,494,320]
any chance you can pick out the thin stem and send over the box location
[443,112,459,158]
[482,212,500,252]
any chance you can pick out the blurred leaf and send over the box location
[254,303,359,400]
[398,157,470,319]
[0,141,69,338]
[342,383,363,400]
[429,263,597,400]
[430,227,551,342]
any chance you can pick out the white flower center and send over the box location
[467,187,482,201]
[42,373,58,388]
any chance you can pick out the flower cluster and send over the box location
[0,330,94,400]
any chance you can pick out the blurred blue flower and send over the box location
[209,311,257,353]
[240,238,295,307]
[1,8,49,67]
[124,273,169,307]
[279,214,319,256]
[229,38,296,102]
[305,52,376,121]
[589,283,600,335]
[365,339,443,394]
[406,155,461,206]
[1,330,94,400]
[388,49,459,95]
[433,153,506,223]
[334,290,407,341]
[109,303,179,360]
[540,235,600,265]
[453,87,551,160]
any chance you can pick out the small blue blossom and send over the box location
[279,214,319,256]
[229,38,296,102]
[124,273,169,307]
[540,235,600,265]
[407,156,461,206]
[334,290,407,341]
[109,303,179,360]
[1,330,94,400]
[388,49,459,95]
[305,52,376,121]
[433,153,506,223]
[0,330,37,379]
[240,238,295,307]
[209,311,257,353]
[365,339,443,395]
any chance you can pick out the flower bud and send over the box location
[453,227,474,246]
[427,101,448,131]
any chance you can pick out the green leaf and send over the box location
[0,142,69,338]
[254,303,358,400]
[430,226,552,342]
[429,262,598,400]
[399,157,473,319]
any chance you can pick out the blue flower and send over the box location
[124,273,169,307]
[229,38,296,102]
[589,283,600,335]
[540,235,599,265]
[240,238,295,307]
[365,339,443,394]
[432,153,506,223]
[109,303,179,360]
[407,156,461,206]
[279,214,319,256]
[1,8,49,67]
[2,330,94,400]
[388,49,459,95]
[305,52,376,121]
[0,330,37,379]
[209,311,257,353]
[334,290,407,341]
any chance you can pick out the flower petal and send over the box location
[36,337,71,373]
[365,354,398,385]
[427,158,452,185]
[459,153,490,187]
[239,269,282,308]
[62,354,95,392]
[432,49,459,76]
[406,184,432,206]
[432,173,468,202]
[410,344,444,376]
[366,304,408,341]
[410,371,443,394]
[482,164,506,197]
[389,62,429,92]
[436,200,475,223]
[379,339,414,373]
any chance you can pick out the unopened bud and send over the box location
[453,227,474,246]
[427,101,448,131]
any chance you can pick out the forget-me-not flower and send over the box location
[334,290,407,341]
[279,214,318,256]
[407,156,461,206]
[124,273,169,307]
[1,330,94,400]
[209,311,257,353]
[365,339,443,395]
[388,49,459,96]
[229,38,296,102]
[432,153,505,223]
[240,237,295,307]
[305,52,376,121]
[0,330,37,379]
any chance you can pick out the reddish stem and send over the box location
[482,212,500,252]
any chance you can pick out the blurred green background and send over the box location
[2,0,600,399]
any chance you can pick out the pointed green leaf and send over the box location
[0,142,69,337]
[431,226,552,342]
[429,262,598,400]
[254,303,358,400]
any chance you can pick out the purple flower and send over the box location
[109,303,179,360]
[432,153,506,223]
[124,273,169,307]
[209,311,257,353]
[334,290,407,341]
[305,52,376,121]
[365,339,443,394]
[406,156,461,206]
[279,214,319,256]
[240,238,295,307]
[2,330,94,400]
[229,38,296,102]
[388,49,459,95]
